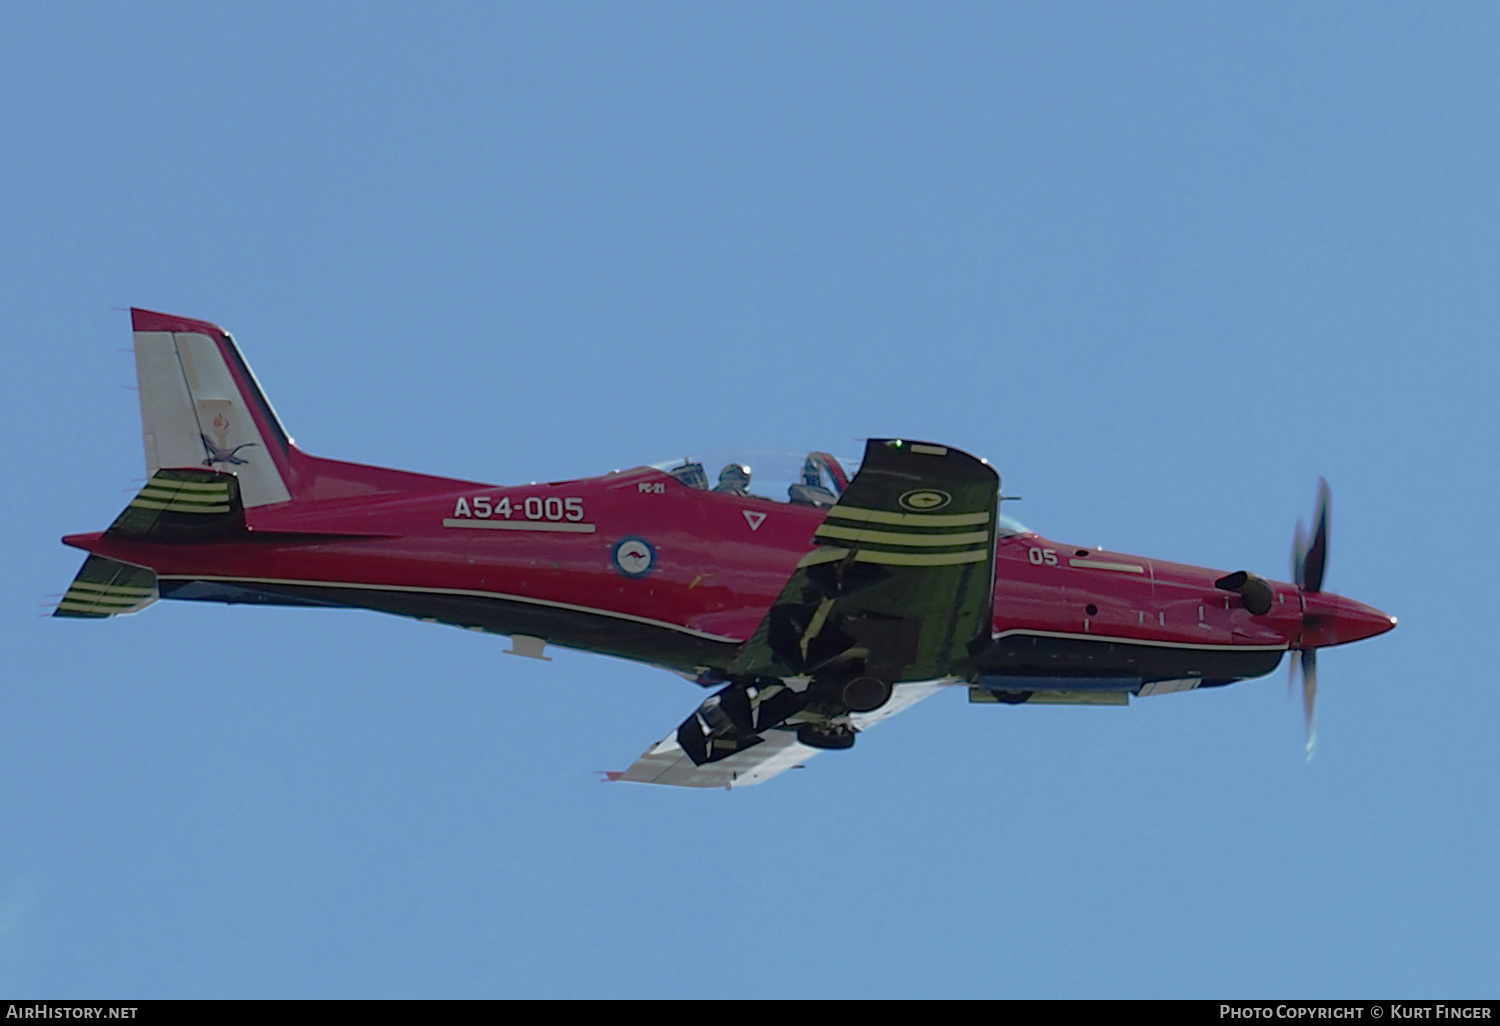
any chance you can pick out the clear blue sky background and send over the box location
[2,2,1495,998]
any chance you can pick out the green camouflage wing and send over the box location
[730,438,999,685]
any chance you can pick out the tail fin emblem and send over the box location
[201,416,257,467]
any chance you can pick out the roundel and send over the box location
[898,489,952,511]
[611,537,656,578]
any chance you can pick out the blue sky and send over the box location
[2,2,1495,998]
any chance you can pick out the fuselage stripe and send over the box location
[991,628,1287,652]
[1068,559,1146,573]
[441,519,597,534]
[158,574,744,643]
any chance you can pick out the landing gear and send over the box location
[788,672,891,749]
[840,675,892,713]
[796,723,857,750]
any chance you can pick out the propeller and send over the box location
[1289,478,1330,759]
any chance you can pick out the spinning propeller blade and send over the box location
[1291,520,1307,590]
[1300,648,1318,759]
[1289,478,1331,758]
[1303,479,1330,595]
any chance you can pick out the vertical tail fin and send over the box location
[128,308,482,509]
[132,308,293,508]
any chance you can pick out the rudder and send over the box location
[132,308,292,508]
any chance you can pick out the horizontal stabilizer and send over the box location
[54,556,158,619]
[106,468,244,542]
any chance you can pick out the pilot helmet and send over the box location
[716,463,751,493]
[802,456,823,486]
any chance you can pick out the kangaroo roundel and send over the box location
[898,489,952,511]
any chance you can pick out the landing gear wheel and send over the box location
[796,723,857,750]
[841,675,893,713]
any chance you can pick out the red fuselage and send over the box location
[64,456,1395,690]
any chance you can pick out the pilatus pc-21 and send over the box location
[56,309,1396,787]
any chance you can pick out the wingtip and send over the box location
[129,307,229,336]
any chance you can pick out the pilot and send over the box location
[713,463,751,496]
[788,455,838,506]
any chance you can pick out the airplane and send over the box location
[55,308,1397,788]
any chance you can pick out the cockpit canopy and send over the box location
[656,450,850,507]
[650,448,1032,535]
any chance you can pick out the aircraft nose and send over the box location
[1299,591,1397,649]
